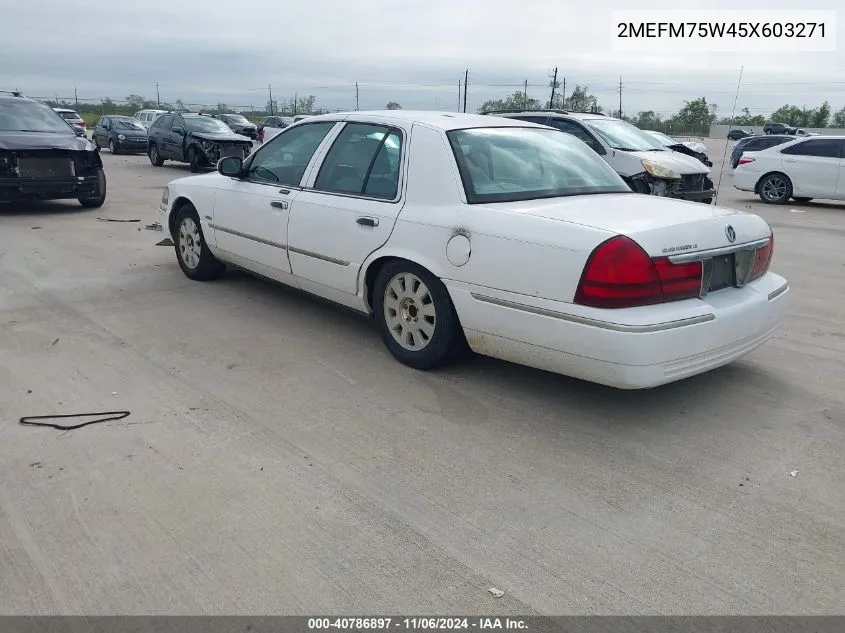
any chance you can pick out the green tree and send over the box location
[125,94,146,110]
[809,101,831,128]
[769,104,804,126]
[674,97,717,126]
[833,106,845,127]
[563,85,601,112]
[630,110,662,129]
[479,90,541,112]
[385,101,402,110]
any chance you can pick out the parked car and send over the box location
[483,109,715,203]
[642,130,712,167]
[156,110,786,389]
[91,115,148,154]
[734,135,845,204]
[729,135,793,168]
[215,113,258,139]
[728,129,753,140]
[53,107,86,134]
[795,129,818,137]
[763,122,796,135]
[134,109,167,129]
[147,111,252,172]
[0,92,106,207]
[257,115,294,143]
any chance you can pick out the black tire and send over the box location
[758,173,792,205]
[188,147,200,173]
[149,143,164,166]
[372,260,468,370]
[173,204,225,281]
[78,168,107,208]
[701,198,713,205]
[109,139,119,155]
[793,197,813,203]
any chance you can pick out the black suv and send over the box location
[146,112,253,172]
[216,113,258,139]
[729,135,793,168]
[0,91,106,207]
[763,122,796,135]
[92,115,148,154]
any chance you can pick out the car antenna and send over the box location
[714,65,743,206]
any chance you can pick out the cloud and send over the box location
[2,0,844,116]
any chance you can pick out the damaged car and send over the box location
[1,91,106,207]
[483,109,715,204]
[146,111,252,173]
[215,113,258,140]
[641,129,712,167]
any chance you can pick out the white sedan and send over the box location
[734,135,845,204]
[157,111,788,389]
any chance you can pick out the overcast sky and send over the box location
[2,0,843,116]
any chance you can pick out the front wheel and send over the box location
[188,147,200,173]
[109,139,119,155]
[372,261,467,370]
[174,205,226,281]
[758,173,792,204]
[149,144,164,166]
[78,168,106,208]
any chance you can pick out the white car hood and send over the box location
[682,140,707,153]
[621,148,710,175]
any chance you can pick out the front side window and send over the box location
[314,123,402,199]
[448,127,630,204]
[247,121,336,186]
[781,138,843,158]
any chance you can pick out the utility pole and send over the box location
[463,69,468,113]
[618,76,623,119]
[74,85,78,110]
[156,82,160,107]
[561,78,566,109]
[268,84,274,115]
[549,67,558,109]
[355,82,359,111]
[523,79,528,108]
[294,92,298,116]
[457,80,461,112]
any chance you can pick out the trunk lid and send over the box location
[489,193,771,257]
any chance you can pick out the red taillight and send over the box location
[574,235,702,308]
[750,232,774,281]
[738,156,754,165]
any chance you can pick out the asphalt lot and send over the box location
[0,138,843,615]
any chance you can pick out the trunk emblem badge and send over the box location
[725,225,736,243]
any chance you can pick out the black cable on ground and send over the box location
[19,411,130,431]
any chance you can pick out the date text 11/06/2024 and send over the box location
[307,617,528,630]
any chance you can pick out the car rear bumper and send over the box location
[116,138,148,152]
[0,175,100,201]
[447,273,789,389]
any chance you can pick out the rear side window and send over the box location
[314,123,402,199]
[781,138,843,158]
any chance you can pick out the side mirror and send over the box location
[218,156,243,177]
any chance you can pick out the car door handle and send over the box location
[784,159,797,163]
[270,200,288,210]
[356,217,379,227]
[277,188,290,195]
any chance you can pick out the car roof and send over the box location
[483,109,612,122]
[299,110,553,131]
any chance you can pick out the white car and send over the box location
[158,111,788,389]
[642,129,707,154]
[483,110,716,203]
[734,135,845,204]
[134,109,167,129]
[53,107,86,131]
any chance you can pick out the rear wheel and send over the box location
[78,168,107,208]
[174,204,225,281]
[372,260,467,370]
[149,143,164,166]
[758,173,792,204]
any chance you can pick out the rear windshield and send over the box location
[447,127,629,204]
[113,118,145,130]
[0,101,76,133]
[58,111,81,120]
